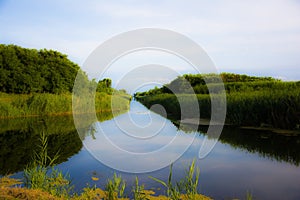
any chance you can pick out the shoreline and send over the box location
[0,109,128,120]
[178,118,300,135]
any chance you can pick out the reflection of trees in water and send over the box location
[0,110,127,175]
[0,116,83,175]
[176,123,300,166]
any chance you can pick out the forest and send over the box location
[135,73,300,130]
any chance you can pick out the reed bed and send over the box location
[136,88,300,129]
[0,92,131,118]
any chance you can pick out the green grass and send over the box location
[105,173,126,199]
[136,88,300,130]
[149,159,200,200]
[0,92,131,118]
[23,132,73,198]
[1,132,212,199]
[135,73,300,130]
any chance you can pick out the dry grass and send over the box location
[0,176,212,200]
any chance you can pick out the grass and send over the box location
[0,132,212,199]
[0,92,131,118]
[23,132,73,198]
[149,160,204,200]
[0,167,211,200]
[136,88,300,130]
[105,173,126,200]
[135,73,300,130]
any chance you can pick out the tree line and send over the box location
[135,73,285,97]
[0,44,114,94]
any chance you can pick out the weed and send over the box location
[105,173,127,200]
[149,159,200,200]
[23,132,73,198]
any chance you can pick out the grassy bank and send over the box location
[0,92,131,118]
[0,134,212,199]
[135,73,300,130]
[0,132,212,199]
[137,89,300,130]
[0,175,211,200]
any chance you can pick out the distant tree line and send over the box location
[134,73,291,97]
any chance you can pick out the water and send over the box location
[1,101,300,199]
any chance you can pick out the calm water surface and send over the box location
[1,101,300,199]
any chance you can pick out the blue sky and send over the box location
[1,0,300,86]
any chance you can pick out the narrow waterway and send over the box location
[2,101,300,199]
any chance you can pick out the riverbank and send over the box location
[0,92,131,119]
[178,117,300,135]
[135,73,300,130]
[0,182,211,200]
[0,157,212,200]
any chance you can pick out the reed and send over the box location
[136,88,300,129]
[0,92,131,118]
[105,173,126,200]
[23,132,73,198]
[149,159,200,200]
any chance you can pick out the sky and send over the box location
[1,0,300,90]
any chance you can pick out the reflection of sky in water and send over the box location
[54,133,300,200]
[69,101,300,199]
[10,101,298,199]
[83,101,196,172]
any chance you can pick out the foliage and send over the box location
[0,92,131,118]
[0,44,128,96]
[132,176,147,200]
[1,166,210,199]
[135,73,300,130]
[135,73,279,97]
[23,132,73,198]
[105,173,127,200]
[0,145,211,199]
[0,44,80,94]
[0,186,62,200]
[149,159,201,200]
[72,186,106,200]
[97,78,113,94]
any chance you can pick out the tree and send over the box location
[0,44,81,94]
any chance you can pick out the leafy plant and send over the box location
[149,160,200,200]
[23,132,73,198]
[105,173,126,200]
[132,176,147,200]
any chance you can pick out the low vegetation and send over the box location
[135,73,300,130]
[0,92,131,118]
[0,133,212,200]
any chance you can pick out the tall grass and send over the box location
[105,173,127,200]
[0,92,131,118]
[132,176,146,200]
[137,87,300,130]
[1,134,214,200]
[135,73,300,130]
[23,132,73,198]
[149,159,201,200]
[226,89,300,129]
